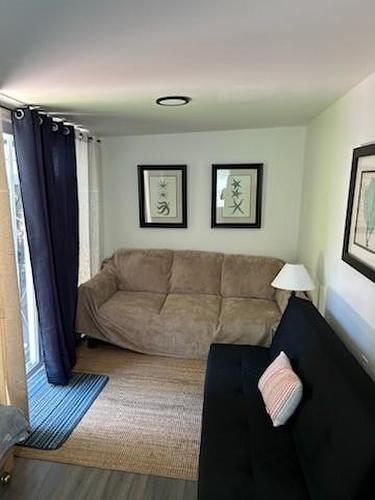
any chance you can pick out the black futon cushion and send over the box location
[198,343,309,500]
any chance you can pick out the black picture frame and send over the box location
[211,164,263,228]
[138,165,187,228]
[342,144,375,283]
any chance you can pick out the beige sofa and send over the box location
[76,249,288,359]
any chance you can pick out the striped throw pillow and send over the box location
[258,351,303,427]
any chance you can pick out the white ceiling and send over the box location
[1,0,375,136]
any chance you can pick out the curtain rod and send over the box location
[0,91,27,110]
[0,103,13,112]
[0,91,99,139]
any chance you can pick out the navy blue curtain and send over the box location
[12,108,78,385]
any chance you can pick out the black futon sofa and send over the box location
[198,297,375,499]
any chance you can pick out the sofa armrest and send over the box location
[75,265,118,336]
[79,267,118,309]
[275,289,291,314]
[275,290,311,315]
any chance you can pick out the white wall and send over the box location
[101,127,305,261]
[298,72,375,377]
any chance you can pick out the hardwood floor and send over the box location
[0,458,197,500]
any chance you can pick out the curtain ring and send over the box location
[15,109,25,120]
[63,126,70,136]
[39,116,43,125]
[52,122,59,132]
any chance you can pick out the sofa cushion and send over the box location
[99,290,165,324]
[199,343,308,500]
[113,249,173,294]
[221,255,283,300]
[217,297,280,346]
[96,291,167,353]
[271,298,375,500]
[258,351,303,427]
[170,250,223,295]
[199,344,265,500]
[160,294,221,358]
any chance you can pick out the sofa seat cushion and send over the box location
[241,352,309,500]
[217,297,280,347]
[99,290,165,321]
[94,291,222,358]
[199,343,309,500]
[170,250,223,295]
[160,294,221,358]
[199,343,265,500]
[96,291,168,353]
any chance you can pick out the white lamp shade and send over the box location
[271,263,315,292]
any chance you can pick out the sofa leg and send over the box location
[1,451,13,486]
[87,337,99,349]
[0,471,11,486]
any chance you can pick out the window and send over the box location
[1,109,41,374]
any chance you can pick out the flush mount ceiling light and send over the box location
[156,95,192,106]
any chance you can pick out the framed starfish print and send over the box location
[211,164,263,228]
[138,165,187,228]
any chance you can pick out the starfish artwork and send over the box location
[221,174,251,218]
[229,177,245,215]
[157,178,170,215]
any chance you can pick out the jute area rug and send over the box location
[16,344,206,481]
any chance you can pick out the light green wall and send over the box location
[298,72,375,377]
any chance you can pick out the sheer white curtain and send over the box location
[88,137,102,275]
[75,130,102,284]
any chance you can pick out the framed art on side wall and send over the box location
[211,163,263,228]
[138,165,187,228]
[342,143,375,282]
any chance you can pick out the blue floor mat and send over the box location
[21,368,108,450]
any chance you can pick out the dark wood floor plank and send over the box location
[0,458,197,500]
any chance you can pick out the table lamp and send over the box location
[271,263,315,296]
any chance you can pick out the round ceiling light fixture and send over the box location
[156,95,192,106]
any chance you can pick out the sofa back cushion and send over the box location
[170,250,223,295]
[221,255,283,300]
[271,298,375,500]
[109,248,283,298]
[113,249,173,294]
